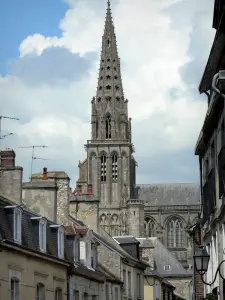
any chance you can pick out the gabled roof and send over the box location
[137,183,200,206]
[94,228,148,269]
[137,238,190,278]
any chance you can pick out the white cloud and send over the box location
[1,0,215,184]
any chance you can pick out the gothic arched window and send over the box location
[100,214,109,233]
[166,217,184,248]
[112,154,118,181]
[101,154,107,182]
[144,217,156,238]
[111,214,119,236]
[106,115,111,139]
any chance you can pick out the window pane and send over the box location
[73,290,79,300]
[55,288,62,300]
[11,278,19,300]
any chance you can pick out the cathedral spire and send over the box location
[95,0,126,115]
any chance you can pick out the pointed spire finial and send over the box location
[107,0,110,9]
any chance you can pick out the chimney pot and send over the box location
[42,167,48,180]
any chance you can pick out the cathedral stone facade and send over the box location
[76,0,200,268]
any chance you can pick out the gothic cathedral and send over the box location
[76,0,200,268]
[76,0,144,238]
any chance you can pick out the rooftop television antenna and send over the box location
[0,116,19,141]
[18,145,48,179]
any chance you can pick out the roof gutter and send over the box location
[1,239,71,266]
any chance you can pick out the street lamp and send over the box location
[194,246,225,286]
[212,70,225,98]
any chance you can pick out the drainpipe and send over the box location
[199,156,204,220]
[67,267,72,300]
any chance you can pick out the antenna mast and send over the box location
[0,116,20,141]
[18,145,48,179]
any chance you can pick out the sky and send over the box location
[0,0,215,187]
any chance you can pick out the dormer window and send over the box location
[51,225,64,258]
[39,219,47,252]
[31,216,47,252]
[14,208,22,244]
[58,227,64,259]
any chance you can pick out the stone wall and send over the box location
[168,278,191,300]
[71,273,102,298]
[141,247,154,268]
[56,178,70,225]
[22,186,56,221]
[98,243,121,279]
[127,199,144,237]
[70,198,99,233]
[0,247,67,300]
[0,167,22,204]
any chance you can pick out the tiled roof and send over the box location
[137,183,200,206]
[65,225,88,237]
[137,237,190,278]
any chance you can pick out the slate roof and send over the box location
[113,236,139,245]
[137,183,200,206]
[23,181,56,189]
[0,195,105,283]
[0,195,68,261]
[94,228,148,269]
[31,171,70,180]
[137,238,190,278]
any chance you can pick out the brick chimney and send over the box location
[0,149,15,167]
[87,184,93,195]
[76,184,82,195]
[42,167,48,180]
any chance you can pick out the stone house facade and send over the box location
[195,0,225,298]
[138,238,192,300]
[0,193,106,300]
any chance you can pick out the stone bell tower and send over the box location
[76,0,144,237]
